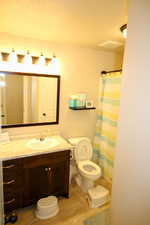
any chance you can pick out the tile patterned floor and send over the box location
[8,180,110,225]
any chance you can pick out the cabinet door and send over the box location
[23,165,50,206]
[50,161,69,198]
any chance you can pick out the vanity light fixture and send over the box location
[38,53,45,65]
[8,48,18,63]
[0,50,60,75]
[120,24,127,38]
[24,50,32,64]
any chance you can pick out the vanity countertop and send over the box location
[0,135,72,160]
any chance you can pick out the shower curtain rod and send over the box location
[101,69,122,75]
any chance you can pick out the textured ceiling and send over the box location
[0,0,128,49]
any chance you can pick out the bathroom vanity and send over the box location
[1,136,71,213]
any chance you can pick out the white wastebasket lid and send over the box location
[37,196,58,208]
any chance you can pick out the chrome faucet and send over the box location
[38,132,46,141]
[39,136,45,141]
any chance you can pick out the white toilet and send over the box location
[69,137,101,192]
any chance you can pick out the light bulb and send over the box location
[0,73,5,77]
[0,81,5,87]
[24,50,32,64]
[123,28,127,38]
[48,54,60,74]
[38,53,45,65]
[9,49,18,63]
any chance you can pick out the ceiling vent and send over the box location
[98,41,123,49]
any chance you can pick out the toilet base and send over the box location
[82,177,95,192]
[75,175,95,192]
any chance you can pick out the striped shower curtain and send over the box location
[93,71,122,184]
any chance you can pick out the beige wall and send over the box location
[111,0,150,225]
[0,33,122,139]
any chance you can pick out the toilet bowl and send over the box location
[68,137,101,192]
[78,160,101,180]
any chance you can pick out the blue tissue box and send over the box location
[69,99,77,108]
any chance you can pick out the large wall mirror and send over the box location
[0,71,60,128]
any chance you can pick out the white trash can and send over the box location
[35,196,59,219]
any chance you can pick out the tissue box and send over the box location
[69,99,77,108]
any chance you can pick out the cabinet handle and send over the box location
[4,198,15,205]
[3,164,15,169]
[4,180,15,185]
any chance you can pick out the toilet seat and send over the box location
[78,160,101,180]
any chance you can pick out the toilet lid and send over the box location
[74,139,93,161]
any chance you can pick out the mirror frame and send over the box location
[1,71,60,128]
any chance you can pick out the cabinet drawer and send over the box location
[4,189,23,213]
[3,174,23,191]
[23,150,70,168]
[3,159,22,177]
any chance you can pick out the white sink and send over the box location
[26,137,59,150]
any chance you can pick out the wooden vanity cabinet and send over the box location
[3,150,70,213]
